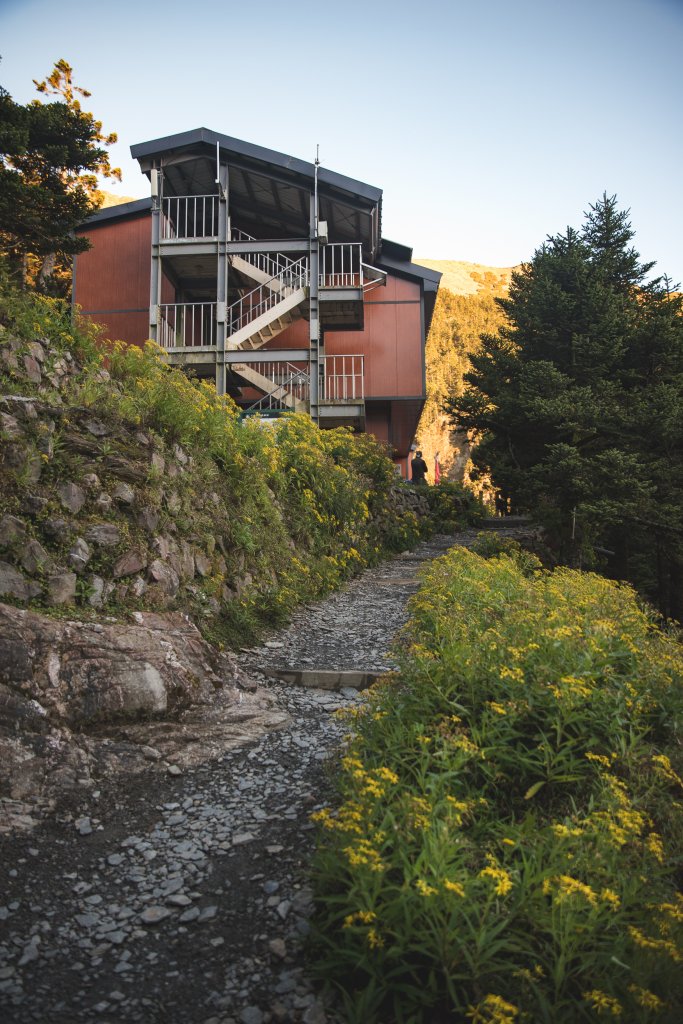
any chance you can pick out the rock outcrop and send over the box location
[0,602,245,812]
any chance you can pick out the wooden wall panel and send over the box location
[78,310,150,347]
[75,215,152,346]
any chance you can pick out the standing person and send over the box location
[434,451,441,485]
[411,450,428,485]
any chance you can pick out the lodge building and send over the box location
[73,129,441,474]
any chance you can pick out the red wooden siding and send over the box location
[75,216,152,347]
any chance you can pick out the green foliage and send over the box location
[425,480,487,531]
[418,286,507,485]
[0,59,120,293]
[310,549,683,1023]
[0,274,423,638]
[447,195,683,618]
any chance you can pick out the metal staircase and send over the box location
[237,362,310,414]
[227,257,309,351]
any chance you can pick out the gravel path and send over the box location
[0,526,530,1024]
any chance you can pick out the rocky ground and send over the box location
[0,525,534,1024]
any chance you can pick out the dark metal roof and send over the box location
[131,128,382,203]
[82,198,152,226]
[129,128,383,257]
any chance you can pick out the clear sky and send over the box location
[1,0,682,283]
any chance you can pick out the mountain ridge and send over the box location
[414,259,516,296]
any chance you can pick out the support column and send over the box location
[215,160,229,395]
[309,194,320,423]
[148,167,161,344]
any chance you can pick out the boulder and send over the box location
[20,539,54,575]
[85,523,121,548]
[67,538,91,573]
[0,562,41,602]
[46,573,77,606]
[23,355,42,384]
[0,603,234,729]
[112,482,136,506]
[148,559,179,596]
[57,481,86,515]
[112,549,147,579]
[0,515,27,548]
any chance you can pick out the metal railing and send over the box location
[231,227,302,280]
[320,244,363,289]
[162,196,218,240]
[244,362,310,413]
[323,354,364,403]
[158,302,216,349]
[229,257,309,337]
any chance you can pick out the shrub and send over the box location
[310,550,683,1023]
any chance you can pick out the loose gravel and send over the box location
[0,526,532,1023]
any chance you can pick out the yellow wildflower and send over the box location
[583,989,622,1016]
[600,889,620,910]
[443,879,465,897]
[479,860,513,897]
[628,985,665,1012]
[467,993,519,1023]
[415,879,437,897]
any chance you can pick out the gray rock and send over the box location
[112,482,136,506]
[0,514,27,547]
[84,420,109,437]
[148,559,179,595]
[82,472,101,491]
[166,894,192,907]
[0,411,22,438]
[240,1008,263,1024]
[95,493,113,513]
[137,508,160,533]
[0,561,40,601]
[85,523,121,547]
[19,538,54,575]
[26,341,46,362]
[178,906,200,923]
[268,938,287,959]
[68,538,91,573]
[46,572,77,606]
[112,549,147,578]
[87,575,106,608]
[23,354,42,384]
[139,906,171,925]
[57,482,86,514]
[43,517,72,542]
[194,551,212,577]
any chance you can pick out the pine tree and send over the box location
[448,195,683,617]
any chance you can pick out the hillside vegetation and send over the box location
[311,545,683,1022]
[0,278,431,648]
[415,274,509,491]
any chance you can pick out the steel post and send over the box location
[215,161,229,395]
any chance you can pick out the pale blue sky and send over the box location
[1,0,682,282]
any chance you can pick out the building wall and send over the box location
[75,215,152,346]
[270,273,424,401]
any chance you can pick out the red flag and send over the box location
[434,453,441,485]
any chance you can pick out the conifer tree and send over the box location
[447,195,683,617]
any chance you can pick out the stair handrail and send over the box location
[243,364,310,413]
[230,227,302,282]
[228,257,309,337]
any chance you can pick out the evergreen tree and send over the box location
[447,195,683,618]
[0,59,120,294]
